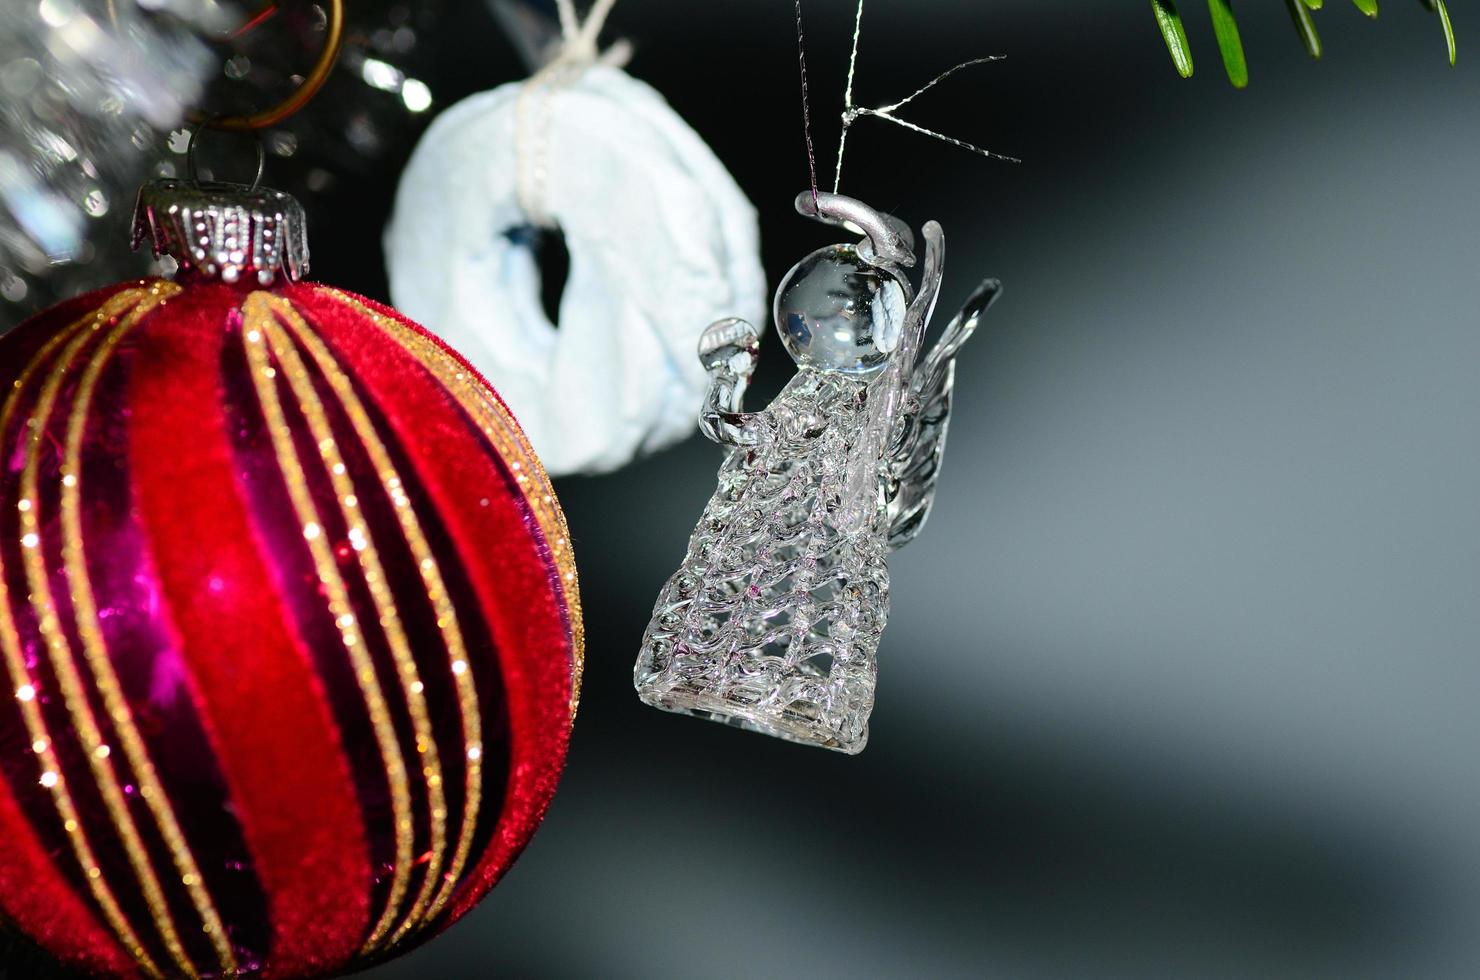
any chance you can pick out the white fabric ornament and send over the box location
[385,47,765,474]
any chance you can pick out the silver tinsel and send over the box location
[0,0,444,329]
[0,0,232,315]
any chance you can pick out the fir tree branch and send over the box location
[1150,0,1455,85]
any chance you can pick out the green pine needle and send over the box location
[1151,0,1196,77]
[1351,0,1379,16]
[1208,0,1249,88]
[1437,0,1457,65]
[1286,0,1324,58]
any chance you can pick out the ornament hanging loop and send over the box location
[794,191,915,268]
[190,0,346,132]
[186,123,267,191]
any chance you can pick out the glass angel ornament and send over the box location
[635,191,1001,753]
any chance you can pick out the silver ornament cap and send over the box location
[131,179,309,286]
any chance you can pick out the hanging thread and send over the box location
[832,0,864,192]
[819,0,1020,195]
[794,0,821,207]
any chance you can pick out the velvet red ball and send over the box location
[0,278,582,978]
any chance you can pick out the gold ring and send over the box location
[198,0,345,132]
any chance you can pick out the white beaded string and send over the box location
[514,0,632,228]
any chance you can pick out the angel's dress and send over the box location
[635,367,893,754]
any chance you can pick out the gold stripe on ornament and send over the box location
[253,295,452,949]
[20,285,208,979]
[320,290,585,718]
[239,293,417,948]
[0,289,165,979]
[268,295,484,938]
[60,290,240,974]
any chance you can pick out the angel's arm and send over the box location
[697,317,765,447]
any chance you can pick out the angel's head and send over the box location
[773,244,908,376]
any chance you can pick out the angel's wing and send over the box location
[885,277,1001,550]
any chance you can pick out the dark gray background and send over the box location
[331,1,1480,977]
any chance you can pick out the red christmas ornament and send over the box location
[0,178,582,978]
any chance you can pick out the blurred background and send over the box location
[7,1,1480,978]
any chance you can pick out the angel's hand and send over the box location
[697,318,764,447]
[698,317,761,379]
